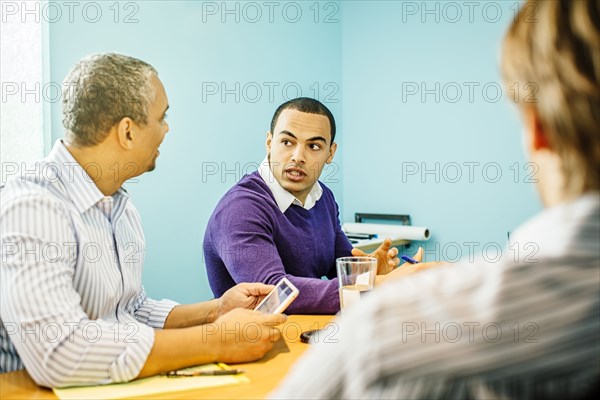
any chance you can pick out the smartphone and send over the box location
[254,277,299,314]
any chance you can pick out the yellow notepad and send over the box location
[53,363,249,400]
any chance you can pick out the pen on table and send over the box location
[401,255,419,264]
[164,369,246,377]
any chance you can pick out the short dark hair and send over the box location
[270,97,336,144]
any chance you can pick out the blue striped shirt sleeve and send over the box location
[1,190,155,387]
[131,286,178,329]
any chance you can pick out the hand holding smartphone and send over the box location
[254,277,299,314]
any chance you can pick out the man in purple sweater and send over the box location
[203,98,404,314]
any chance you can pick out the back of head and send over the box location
[501,0,600,198]
[62,53,158,147]
[270,97,337,144]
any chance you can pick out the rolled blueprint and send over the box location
[343,223,430,241]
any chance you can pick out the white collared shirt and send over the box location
[257,157,323,213]
[0,140,177,386]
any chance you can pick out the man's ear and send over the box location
[326,142,337,164]
[523,106,551,152]
[266,131,273,153]
[116,117,135,150]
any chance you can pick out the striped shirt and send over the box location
[272,193,600,399]
[0,140,177,387]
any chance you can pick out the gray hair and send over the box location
[62,53,158,146]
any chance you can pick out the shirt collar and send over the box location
[46,140,129,214]
[258,156,323,213]
[510,192,599,259]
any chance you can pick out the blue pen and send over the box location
[401,255,419,264]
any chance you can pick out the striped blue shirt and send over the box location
[0,140,178,387]
[272,193,600,399]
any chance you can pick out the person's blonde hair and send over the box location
[501,0,600,197]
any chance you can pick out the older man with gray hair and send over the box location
[0,53,285,388]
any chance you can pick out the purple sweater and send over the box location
[203,171,353,314]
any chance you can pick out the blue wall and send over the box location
[340,1,541,263]
[47,1,342,303]
[46,1,540,304]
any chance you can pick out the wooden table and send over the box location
[0,315,334,399]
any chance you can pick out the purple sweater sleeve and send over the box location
[329,201,353,279]
[208,193,341,314]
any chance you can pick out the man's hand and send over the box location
[211,309,287,364]
[163,283,275,329]
[374,247,447,285]
[218,282,275,317]
[140,308,287,377]
[352,238,400,275]
[385,260,444,280]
